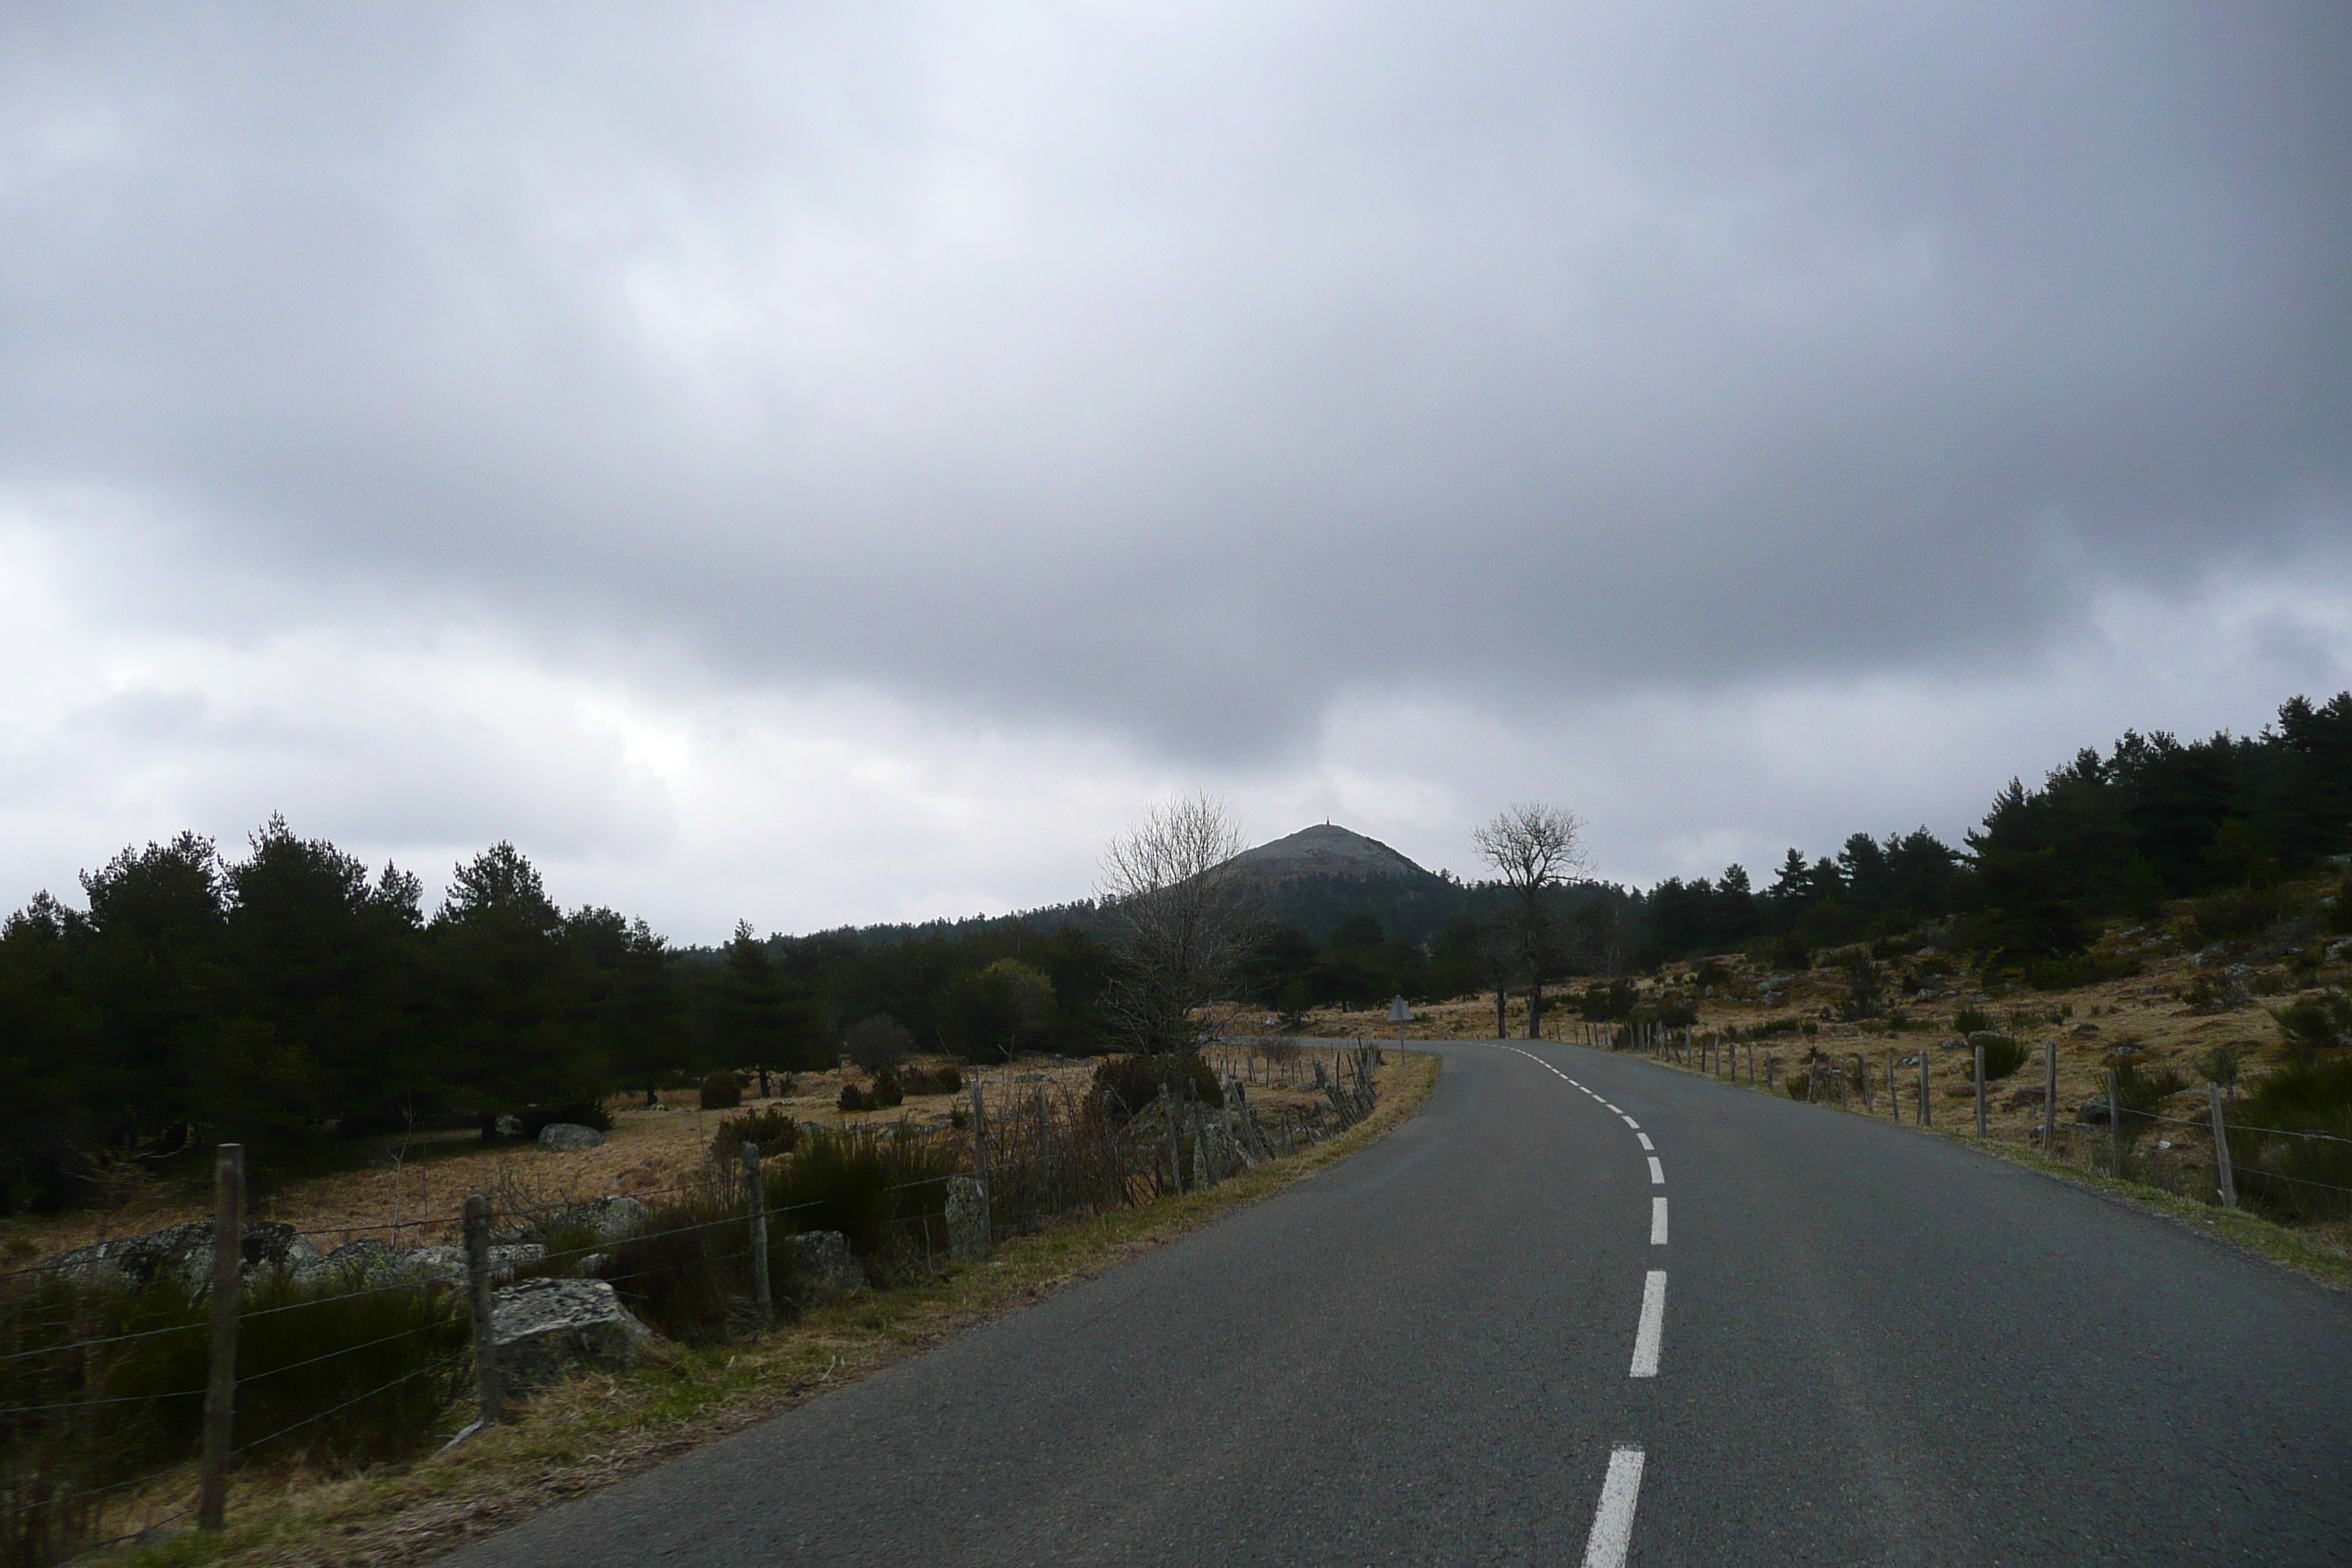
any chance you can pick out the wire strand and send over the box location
[229,1349,470,1459]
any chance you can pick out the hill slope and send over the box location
[1224,823,1444,886]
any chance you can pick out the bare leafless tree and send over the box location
[1097,794,1256,1060]
[1472,802,1588,1039]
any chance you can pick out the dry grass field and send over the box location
[0,1045,1417,1271]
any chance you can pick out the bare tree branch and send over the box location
[1096,794,1256,1058]
[1472,802,1588,1039]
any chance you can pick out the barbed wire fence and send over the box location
[1599,1019,2352,1224]
[0,1048,1394,1565]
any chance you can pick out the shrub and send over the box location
[765,1123,959,1259]
[1766,932,1812,973]
[713,1104,801,1161]
[870,1069,905,1109]
[2194,1043,2243,1093]
[1090,1052,1221,1123]
[2111,1058,2190,1145]
[935,1065,964,1096]
[844,1015,914,1074]
[0,1265,468,1559]
[2232,1054,2352,1219]
[900,1068,935,1096]
[1972,1034,2033,1082]
[1784,1074,1809,1100]
[2193,888,2285,947]
[2019,954,2144,991]
[2269,990,2352,1060]
[700,1071,743,1111]
[838,1082,867,1113]
[593,1189,757,1341]
[1952,1007,1993,1036]
[1578,979,1636,1022]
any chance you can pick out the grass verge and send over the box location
[115,1051,1441,1568]
[1627,1049,2352,1294]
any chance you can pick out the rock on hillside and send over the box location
[1224,824,1442,886]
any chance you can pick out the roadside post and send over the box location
[2043,1039,2059,1152]
[200,1143,244,1531]
[2209,1083,2238,1210]
[2106,1069,2124,1177]
[1974,1041,1988,1139]
[1388,995,1411,1062]
[464,1194,501,1429]
[742,1140,772,1330]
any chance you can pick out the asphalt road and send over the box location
[451,1040,2352,1566]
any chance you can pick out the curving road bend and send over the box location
[449,1040,2352,1567]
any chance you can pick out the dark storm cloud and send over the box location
[3,2,2347,756]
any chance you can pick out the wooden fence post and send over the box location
[970,1081,993,1239]
[198,1143,244,1531]
[2209,1083,2238,1210]
[742,1140,773,1330]
[2106,1069,2123,1177]
[2043,1039,2059,1153]
[1974,1041,1988,1139]
[1918,1052,1931,1128]
[464,1194,501,1428]
[1886,1049,1898,1121]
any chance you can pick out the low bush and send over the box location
[2233,1055,2352,1220]
[2111,1059,2190,1145]
[712,1104,801,1161]
[1090,1053,1221,1124]
[765,1123,959,1259]
[1972,1034,2033,1082]
[2193,888,2285,947]
[2193,1042,2244,1093]
[844,1015,913,1074]
[1577,979,1636,1022]
[2269,990,2352,1060]
[0,1265,468,1561]
[838,1083,867,1114]
[935,1065,964,1095]
[700,1071,742,1111]
[1765,932,1813,973]
[1784,1074,1809,1100]
[900,1068,935,1096]
[593,1190,759,1342]
[2018,954,2144,991]
[1952,1007,1993,1036]
[1733,1017,1814,1040]
[870,1069,905,1109]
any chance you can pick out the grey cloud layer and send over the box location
[4,2,2347,756]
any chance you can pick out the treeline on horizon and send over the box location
[3,693,2347,1211]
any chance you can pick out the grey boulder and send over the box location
[537,1122,606,1152]
[491,1277,652,1392]
[404,1243,545,1287]
[785,1231,867,1303]
[497,1195,646,1248]
[52,1221,320,1291]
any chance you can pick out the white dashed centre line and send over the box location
[1629,1270,1666,1377]
[1651,1197,1668,1244]
[1621,1117,1640,1130]
[1647,1156,1665,1184]
[1580,1447,1645,1568]
[1635,1134,1654,1151]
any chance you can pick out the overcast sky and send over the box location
[4,3,2348,942]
